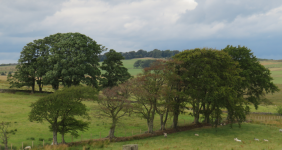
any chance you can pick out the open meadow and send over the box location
[0,59,282,149]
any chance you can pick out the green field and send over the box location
[70,123,282,150]
[0,92,194,149]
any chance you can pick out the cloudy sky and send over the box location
[1,0,282,64]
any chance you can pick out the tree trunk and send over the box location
[108,126,116,139]
[172,111,179,129]
[53,128,58,145]
[61,133,65,144]
[108,118,117,139]
[147,118,154,133]
[159,114,165,130]
[31,78,35,94]
[172,97,180,129]
[4,137,8,150]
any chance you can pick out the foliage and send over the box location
[276,106,282,115]
[173,48,246,127]
[131,60,167,133]
[133,60,157,68]
[100,49,132,88]
[94,82,132,138]
[99,49,180,61]
[28,86,97,145]
[7,39,48,93]
[43,32,105,89]
[0,122,17,150]
[222,45,280,109]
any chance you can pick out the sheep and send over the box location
[234,138,241,142]
[164,133,167,138]
[24,146,31,150]
[195,133,199,136]
[279,129,282,132]
[254,138,259,141]
[263,139,268,142]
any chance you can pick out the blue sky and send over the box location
[1,0,282,64]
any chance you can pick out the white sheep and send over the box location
[263,139,268,142]
[279,129,282,132]
[24,146,31,150]
[195,133,199,136]
[234,138,241,142]
[164,133,167,138]
[254,138,259,141]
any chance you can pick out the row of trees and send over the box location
[99,49,180,61]
[94,46,279,139]
[27,45,279,144]
[7,32,131,93]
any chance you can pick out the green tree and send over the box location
[7,39,49,93]
[133,60,142,68]
[100,49,132,88]
[0,122,17,150]
[29,86,97,145]
[43,32,105,90]
[173,48,245,126]
[222,45,280,109]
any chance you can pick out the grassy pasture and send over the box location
[0,92,194,149]
[69,123,282,150]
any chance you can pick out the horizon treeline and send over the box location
[98,49,180,61]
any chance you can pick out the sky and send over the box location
[1,0,282,64]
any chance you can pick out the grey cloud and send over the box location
[178,0,282,24]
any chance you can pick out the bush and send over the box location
[48,138,53,141]
[39,138,44,141]
[30,137,35,140]
[277,106,282,115]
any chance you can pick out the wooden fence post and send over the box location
[43,140,44,146]
[22,142,23,150]
[32,141,33,148]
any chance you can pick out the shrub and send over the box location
[277,106,282,115]
[39,138,44,141]
[48,138,53,141]
[30,137,35,140]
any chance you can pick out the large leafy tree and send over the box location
[43,32,105,90]
[222,45,280,109]
[100,49,131,88]
[173,48,246,126]
[29,86,97,145]
[7,39,49,93]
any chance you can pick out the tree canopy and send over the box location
[29,86,98,145]
[222,45,280,109]
[100,49,132,88]
[8,32,105,92]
